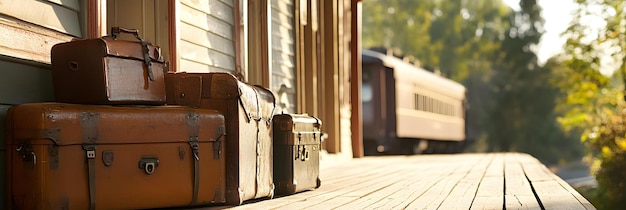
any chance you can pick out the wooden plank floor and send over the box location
[191,153,595,210]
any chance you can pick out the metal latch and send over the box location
[16,144,36,168]
[82,145,97,159]
[296,145,309,161]
[138,156,160,175]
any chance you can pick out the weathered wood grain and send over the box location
[189,153,595,210]
[505,153,541,209]
[437,153,494,209]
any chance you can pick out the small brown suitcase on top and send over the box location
[6,103,226,210]
[51,27,166,105]
[273,114,322,195]
[165,72,275,204]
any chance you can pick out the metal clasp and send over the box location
[17,144,37,168]
[296,145,309,161]
[83,145,96,159]
[138,156,160,175]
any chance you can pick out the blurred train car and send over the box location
[361,49,467,155]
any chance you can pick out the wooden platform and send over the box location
[192,153,595,209]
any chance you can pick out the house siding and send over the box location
[0,0,82,37]
[270,0,296,114]
[0,0,75,106]
[179,0,236,73]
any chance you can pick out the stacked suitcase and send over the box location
[4,27,322,209]
[6,104,226,209]
[165,72,276,204]
[6,27,226,210]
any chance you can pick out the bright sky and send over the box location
[504,0,577,65]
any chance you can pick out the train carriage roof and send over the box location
[362,49,466,99]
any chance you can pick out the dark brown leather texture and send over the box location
[165,72,276,205]
[6,103,225,210]
[51,35,166,105]
[273,114,322,195]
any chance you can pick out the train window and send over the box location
[414,94,419,110]
[429,97,432,112]
[441,101,448,115]
[362,83,373,102]
[438,100,442,114]
[362,71,372,102]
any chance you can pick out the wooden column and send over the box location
[87,0,106,38]
[350,0,363,157]
[320,0,340,153]
[168,0,179,72]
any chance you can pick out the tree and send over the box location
[486,0,583,163]
[555,0,626,207]
[362,0,436,65]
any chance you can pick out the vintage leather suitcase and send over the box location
[165,72,275,204]
[51,27,166,105]
[273,114,322,195]
[6,103,226,210]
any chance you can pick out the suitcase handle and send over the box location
[111,27,142,41]
[110,27,156,81]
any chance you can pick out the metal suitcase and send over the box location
[51,27,166,105]
[273,114,322,195]
[165,72,275,204]
[6,103,226,210]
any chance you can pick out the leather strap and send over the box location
[140,40,155,82]
[85,148,96,210]
[213,126,225,160]
[80,112,99,210]
[255,121,261,197]
[186,111,200,204]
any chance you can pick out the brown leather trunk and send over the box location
[51,27,166,105]
[165,72,275,205]
[6,103,226,210]
[273,114,322,195]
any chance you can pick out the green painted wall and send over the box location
[0,58,55,105]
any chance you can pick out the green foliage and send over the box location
[575,100,626,209]
[554,0,626,208]
[363,0,509,81]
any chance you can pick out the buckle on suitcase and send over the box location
[189,140,200,161]
[83,145,97,159]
